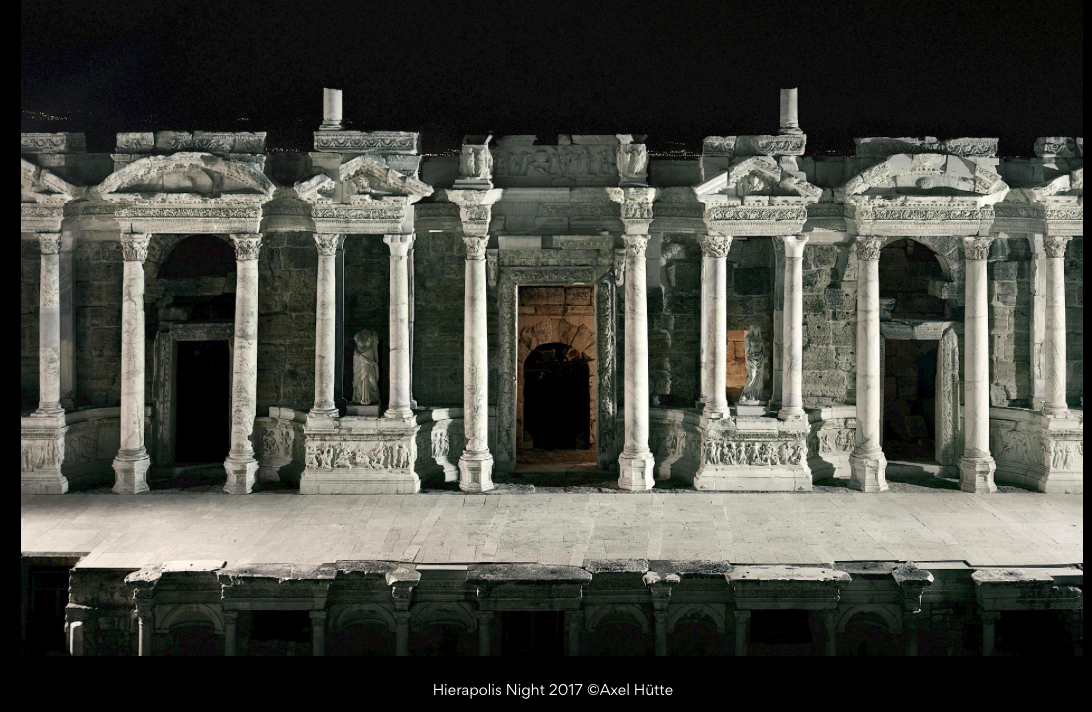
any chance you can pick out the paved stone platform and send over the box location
[21,491,1082,570]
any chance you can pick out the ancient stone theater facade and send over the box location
[19,89,1084,656]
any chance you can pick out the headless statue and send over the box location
[740,325,765,404]
[352,329,380,405]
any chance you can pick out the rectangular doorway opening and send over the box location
[501,611,564,656]
[175,340,230,463]
[515,285,597,472]
[883,339,939,462]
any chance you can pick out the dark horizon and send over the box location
[21,0,1084,156]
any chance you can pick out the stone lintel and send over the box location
[730,565,851,609]
[972,568,1083,611]
[468,564,593,584]
[22,133,87,154]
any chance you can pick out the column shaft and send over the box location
[36,233,64,414]
[1042,236,1071,416]
[384,234,414,419]
[734,611,750,657]
[311,234,340,418]
[224,234,262,495]
[618,233,655,491]
[698,255,710,406]
[460,235,494,492]
[112,234,151,494]
[137,612,152,656]
[823,610,837,656]
[654,611,668,656]
[700,234,731,418]
[310,611,327,656]
[224,612,238,656]
[477,612,493,656]
[395,613,410,656]
[779,235,808,420]
[849,237,888,492]
[959,237,997,493]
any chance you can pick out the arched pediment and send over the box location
[694,156,822,202]
[339,154,434,203]
[844,153,1008,200]
[98,153,274,202]
[21,158,82,203]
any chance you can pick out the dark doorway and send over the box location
[175,340,230,463]
[247,610,312,656]
[501,611,564,656]
[522,343,591,450]
[23,565,70,656]
[994,611,1075,656]
[884,340,938,461]
[168,625,222,656]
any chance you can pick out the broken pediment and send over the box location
[20,158,83,203]
[843,153,1008,201]
[338,154,433,203]
[98,153,274,202]
[693,156,821,202]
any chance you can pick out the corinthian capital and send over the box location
[855,236,886,261]
[1043,234,1072,258]
[383,232,415,257]
[607,186,658,234]
[230,233,263,261]
[442,188,504,238]
[120,233,152,262]
[313,233,342,256]
[699,233,733,257]
[463,235,489,260]
[37,232,62,255]
[961,236,994,261]
[623,233,650,258]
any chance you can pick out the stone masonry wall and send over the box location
[1064,237,1082,406]
[20,241,41,409]
[412,231,472,407]
[802,243,856,407]
[74,237,125,408]
[651,234,703,407]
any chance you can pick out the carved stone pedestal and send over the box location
[21,414,69,494]
[223,457,258,495]
[300,416,420,494]
[959,456,997,494]
[850,449,889,493]
[618,451,656,491]
[112,448,151,494]
[459,451,494,493]
[694,418,810,491]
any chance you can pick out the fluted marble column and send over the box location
[619,232,655,490]
[112,233,152,494]
[959,236,997,492]
[35,233,65,416]
[849,236,888,492]
[224,233,262,495]
[778,234,808,422]
[310,233,341,419]
[460,233,494,492]
[1042,235,1071,417]
[700,233,733,418]
[383,233,415,420]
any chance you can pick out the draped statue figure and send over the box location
[352,329,380,405]
[740,325,765,404]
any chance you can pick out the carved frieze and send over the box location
[702,136,737,158]
[305,440,415,470]
[1033,137,1078,158]
[493,144,618,183]
[701,433,806,467]
[854,137,998,158]
[706,206,808,222]
[258,423,296,461]
[64,422,101,467]
[20,436,64,472]
[313,131,419,154]
[21,133,86,154]
[649,422,700,463]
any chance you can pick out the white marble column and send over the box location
[460,233,494,492]
[310,233,341,419]
[778,234,808,422]
[959,236,997,493]
[58,233,77,409]
[619,232,656,491]
[698,256,710,408]
[112,233,152,495]
[224,233,262,495]
[1042,235,1071,417]
[383,233,415,420]
[35,233,65,416]
[1028,234,1047,410]
[700,233,733,418]
[849,236,888,492]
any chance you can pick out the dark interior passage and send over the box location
[501,611,564,656]
[884,340,938,461]
[175,340,230,463]
[522,343,591,450]
[22,564,70,656]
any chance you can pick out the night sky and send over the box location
[21,0,1084,155]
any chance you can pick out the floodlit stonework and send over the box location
[19,88,1083,655]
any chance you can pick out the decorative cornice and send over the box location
[962,236,994,261]
[699,233,733,257]
[855,236,886,261]
[313,130,419,154]
[230,233,263,261]
[1043,235,1072,258]
[37,233,62,255]
[120,233,152,262]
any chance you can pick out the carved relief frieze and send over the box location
[493,144,618,182]
[808,426,856,457]
[649,422,700,463]
[258,423,296,461]
[700,432,806,467]
[305,439,416,471]
[1049,439,1084,471]
[990,426,1043,468]
[313,131,419,153]
[20,433,65,472]
[64,421,100,467]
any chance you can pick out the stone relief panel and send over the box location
[20,436,64,472]
[701,434,807,467]
[305,439,416,471]
[493,144,618,186]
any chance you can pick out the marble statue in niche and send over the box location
[352,329,380,405]
[740,325,765,404]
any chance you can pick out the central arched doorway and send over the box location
[523,343,591,450]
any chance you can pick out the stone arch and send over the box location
[836,604,901,635]
[156,603,224,633]
[333,604,397,633]
[410,602,476,632]
[157,234,237,280]
[519,317,596,361]
[98,152,274,199]
[585,604,650,633]
[667,603,726,634]
[844,153,1008,199]
[879,238,951,320]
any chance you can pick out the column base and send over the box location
[959,455,997,493]
[224,457,258,495]
[459,451,495,493]
[1042,404,1069,419]
[34,403,66,417]
[21,417,69,494]
[308,406,339,421]
[618,450,655,491]
[702,403,730,419]
[385,407,414,420]
[849,449,889,492]
[777,406,807,423]
[112,451,151,494]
